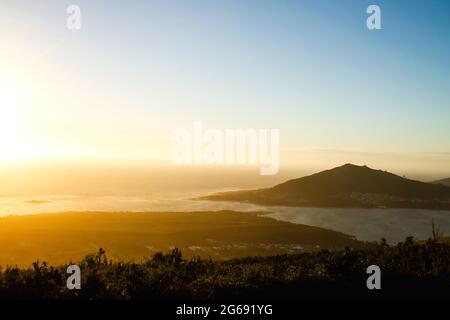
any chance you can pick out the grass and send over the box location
[0,211,363,266]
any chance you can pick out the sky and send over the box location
[0,0,449,178]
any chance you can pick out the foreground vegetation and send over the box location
[0,237,449,300]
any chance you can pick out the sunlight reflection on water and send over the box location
[1,193,449,244]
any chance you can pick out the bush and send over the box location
[0,239,449,300]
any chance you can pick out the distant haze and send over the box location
[0,164,293,197]
[1,161,449,197]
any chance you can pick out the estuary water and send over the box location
[0,192,449,244]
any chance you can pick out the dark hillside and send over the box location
[199,164,450,209]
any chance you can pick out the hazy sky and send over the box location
[0,0,449,175]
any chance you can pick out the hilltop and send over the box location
[433,178,450,187]
[198,164,450,209]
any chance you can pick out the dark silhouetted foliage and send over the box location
[0,238,449,300]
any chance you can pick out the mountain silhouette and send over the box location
[199,164,450,209]
[432,178,450,187]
